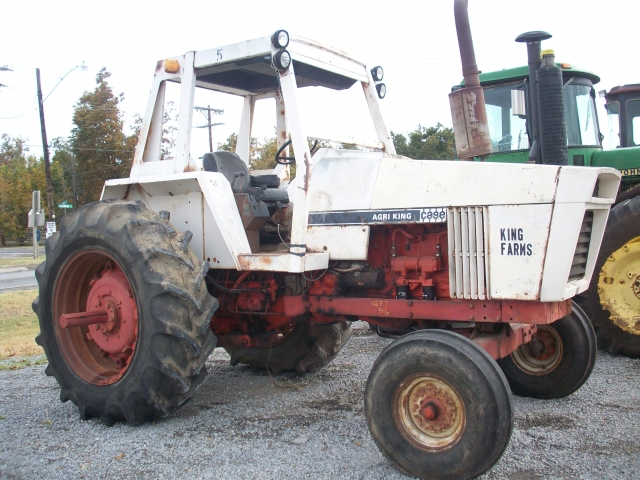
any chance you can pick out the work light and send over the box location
[376,83,386,99]
[371,66,384,82]
[272,30,290,49]
[273,50,291,71]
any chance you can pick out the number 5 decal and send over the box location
[216,49,223,61]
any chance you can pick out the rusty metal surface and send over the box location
[53,251,139,386]
[392,374,466,451]
[59,310,108,329]
[449,85,492,159]
[472,323,537,360]
[450,0,492,159]
[284,295,571,325]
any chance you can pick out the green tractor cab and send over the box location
[453,40,640,358]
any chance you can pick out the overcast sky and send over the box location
[1,0,639,159]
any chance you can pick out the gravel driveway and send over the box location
[1,325,639,479]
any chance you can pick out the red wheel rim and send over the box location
[53,249,139,385]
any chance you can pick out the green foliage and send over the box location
[217,132,238,152]
[0,136,54,237]
[252,135,279,171]
[391,123,456,160]
[69,68,137,204]
[51,138,77,209]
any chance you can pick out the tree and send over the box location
[69,68,136,205]
[0,137,64,238]
[217,133,238,152]
[51,138,77,209]
[391,123,456,160]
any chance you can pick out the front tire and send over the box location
[365,330,513,480]
[497,305,596,399]
[33,200,218,425]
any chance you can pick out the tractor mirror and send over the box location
[512,89,526,117]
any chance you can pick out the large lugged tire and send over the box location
[577,195,640,358]
[365,330,513,480]
[33,200,218,425]
[497,305,596,399]
[225,321,352,375]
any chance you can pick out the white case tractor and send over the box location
[33,5,620,479]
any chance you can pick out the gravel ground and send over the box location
[0,324,639,480]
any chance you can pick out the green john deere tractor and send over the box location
[453,33,640,358]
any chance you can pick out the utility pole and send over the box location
[194,105,224,151]
[36,69,54,221]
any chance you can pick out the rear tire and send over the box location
[578,195,640,358]
[497,305,596,399]
[365,330,513,480]
[33,200,218,425]
[225,321,352,375]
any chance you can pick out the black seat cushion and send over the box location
[250,174,280,189]
[258,188,289,204]
[202,151,250,192]
[203,151,289,205]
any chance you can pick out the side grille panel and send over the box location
[448,207,489,300]
[568,211,593,281]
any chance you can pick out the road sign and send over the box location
[46,221,56,239]
[36,229,40,242]
[58,203,72,209]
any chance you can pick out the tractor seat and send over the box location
[202,152,289,205]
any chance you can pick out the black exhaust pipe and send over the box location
[516,31,568,165]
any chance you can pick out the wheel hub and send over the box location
[85,267,138,355]
[598,236,640,335]
[393,374,465,451]
[511,326,562,375]
[54,251,139,385]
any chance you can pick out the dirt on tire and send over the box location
[33,200,218,425]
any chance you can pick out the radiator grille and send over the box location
[569,211,593,282]
[448,207,490,300]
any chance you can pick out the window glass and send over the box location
[564,84,599,146]
[605,101,620,149]
[626,99,640,146]
[483,84,529,152]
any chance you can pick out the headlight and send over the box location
[273,50,292,71]
[371,66,384,82]
[376,83,386,99]
[271,30,289,49]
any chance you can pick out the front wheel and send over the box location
[365,330,513,480]
[33,200,218,425]
[497,305,596,399]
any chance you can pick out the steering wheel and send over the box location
[275,140,319,165]
[497,135,512,152]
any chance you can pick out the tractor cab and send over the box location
[129,29,393,182]
[453,64,602,165]
[604,84,640,149]
[107,30,394,269]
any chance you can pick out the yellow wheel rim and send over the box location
[598,236,640,335]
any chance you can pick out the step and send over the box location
[237,252,329,272]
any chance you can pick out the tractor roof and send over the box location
[183,33,370,96]
[455,64,600,88]
[606,84,640,97]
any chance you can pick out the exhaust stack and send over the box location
[449,0,492,160]
[516,31,568,165]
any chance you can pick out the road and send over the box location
[0,268,37,291]
[0,246,45,258]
